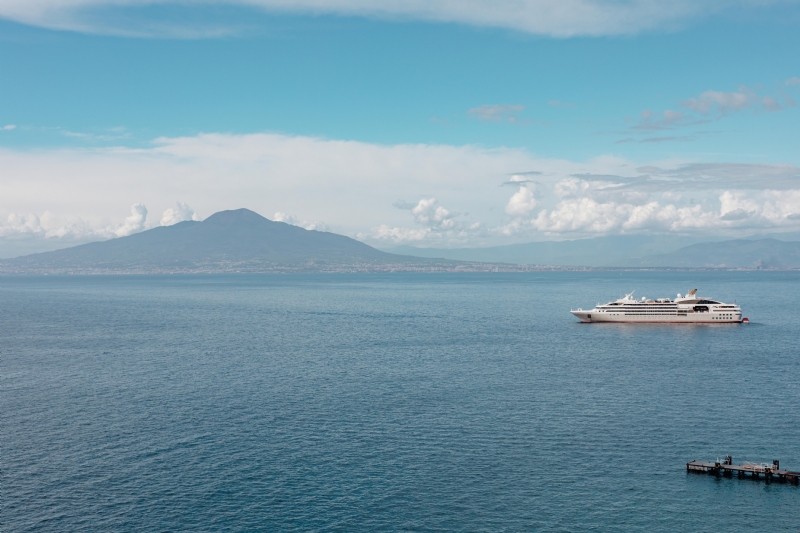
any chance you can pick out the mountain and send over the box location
[633,238,800,268]
[0,209,458,273]
[382,235,712,266]
[4,209,798,272]
[383,235,800,268]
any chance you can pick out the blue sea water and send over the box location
[2,271,799,532]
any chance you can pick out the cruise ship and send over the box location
[571,289,745,323]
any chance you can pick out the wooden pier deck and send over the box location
[687,457,799,484]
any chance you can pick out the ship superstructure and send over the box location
[571,289,743,323]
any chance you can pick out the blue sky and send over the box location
[1,1,800,256]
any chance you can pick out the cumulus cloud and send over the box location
[531,199,702,234]
[505,186,538,216]
[369,225,431,243]
[411,198,456,229]
[0,204,149,241]
[365,197,482,244]
[160,201,200,226]
[273,212,298,224]
[0,0,770,38]
[0,204,153,257]
[719,208,753,221]
[0,212,95,257]
[114,203,148,236]
[499,186,800,237]
[274,212,330,232]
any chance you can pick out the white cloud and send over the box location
[500,188,800,237]
[3,131,800,253]
[505,186,538,216]
[0,212,95,258]
[786,77,800,86]
[719,208,752,221]
[411,198,456,229]
[368,225,430,244]
[114,203,147,236]
[0,204,150,241]
[273,211,330,231]
[160,201,200,226]
[273,212,298,224]
[0,203,153,257]
[0,0,778,37]
[2,124,16,131]
[364,197,482,244]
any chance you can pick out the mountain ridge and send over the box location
[2,209,548,273]
[382,235,800,268]
[631,238,800,268]
[2,209,799,272]
[0,209,421,273]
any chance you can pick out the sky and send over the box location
[1,0,799,256]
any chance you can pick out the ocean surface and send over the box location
[2,271,799,532]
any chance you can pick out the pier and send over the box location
[687,456,799,484]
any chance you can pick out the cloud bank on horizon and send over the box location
[0,0,788,37]
[3,132,800,257]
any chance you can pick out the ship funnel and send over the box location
[688,289,697,296]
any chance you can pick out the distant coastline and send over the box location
[2,264,798,275]
[3,208,799,274]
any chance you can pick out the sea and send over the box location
[2,271,799,532]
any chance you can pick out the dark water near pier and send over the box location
[2,272,799,531]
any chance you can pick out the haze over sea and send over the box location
[3,271,799,532]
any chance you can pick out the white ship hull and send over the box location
[571,289,744,324]
[570,311,742,323]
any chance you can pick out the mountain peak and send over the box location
[203,208,272,225]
